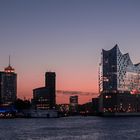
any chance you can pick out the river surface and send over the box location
[0,116,140,140]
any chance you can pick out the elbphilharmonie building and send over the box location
[99,44,140,94]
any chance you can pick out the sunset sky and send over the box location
[0,0,140,104]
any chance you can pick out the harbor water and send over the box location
[0,116,140,140]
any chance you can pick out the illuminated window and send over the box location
[105,95,112,99]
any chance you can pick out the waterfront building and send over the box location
[98,45,140,115]
[33,72,56,109]
[45,72,56,107]
[92,97,99,114]
[99,44,140,94]
[99,92,140,113]
[69,96,78,113]
[0,58,17,105]
[57,104,70,116]
[70,96,78,106]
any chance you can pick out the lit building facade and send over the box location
[70,96,78,105]
[0,63,17,105]
[99,44,140,94]
[98,45,140,114]
[99,92,140,113]
[69,96,78,113]
[33,72,56,109]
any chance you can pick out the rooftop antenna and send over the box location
[9,55,11,66]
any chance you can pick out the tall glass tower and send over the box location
[0,57,17,105]
[99,44,140,94]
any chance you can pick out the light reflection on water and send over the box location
[0,116,140,140]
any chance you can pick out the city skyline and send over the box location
[1,0,140,104]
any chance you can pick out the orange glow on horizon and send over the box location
[17,69,99,104]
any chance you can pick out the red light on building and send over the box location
[130,89,139,94]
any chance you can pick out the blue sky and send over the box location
[0,0,140,103]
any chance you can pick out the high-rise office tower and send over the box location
[0,57,17,105]
[33,72,56,109]
[45,72,56,108]
[99,44,140,94]
[45,72,55,88]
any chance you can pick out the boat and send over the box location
[25,109,59,118]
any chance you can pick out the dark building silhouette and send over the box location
[0,58,17,105]
[33,72,56,109]
[45,72,55,88]
[92,98,99,115]
[45,72,56,107]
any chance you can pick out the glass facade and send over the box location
[0,65,17,105]
[99,44,140,94]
